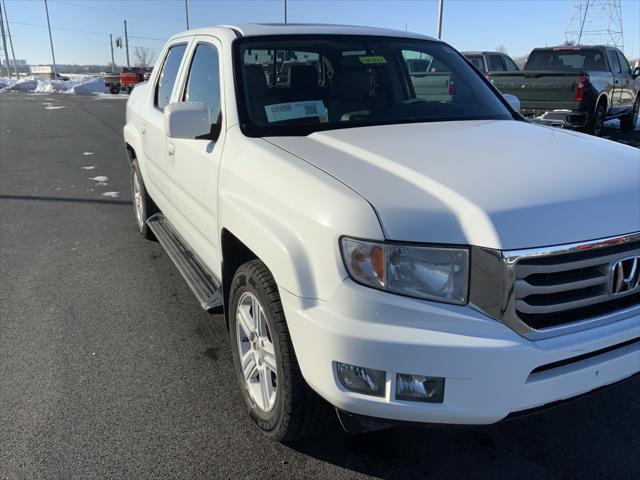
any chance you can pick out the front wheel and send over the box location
[620,97,639,131]
[131,159,158,240]
[228,260,333,442]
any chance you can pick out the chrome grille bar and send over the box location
[493,232,640,340]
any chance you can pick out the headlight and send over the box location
[340,237,469,305]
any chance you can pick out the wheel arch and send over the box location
[221,228,259,326]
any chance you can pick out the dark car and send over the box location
[491,46,640,135]
[462,51,520,76]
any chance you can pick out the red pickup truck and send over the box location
[102,67,152,94]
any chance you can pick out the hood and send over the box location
[266,120,640,250]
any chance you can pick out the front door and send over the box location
[167,36,226,277]
[142,42,189,208]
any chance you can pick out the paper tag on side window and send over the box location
[265,101,328,123]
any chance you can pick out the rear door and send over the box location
[167,36,226,274]
[142,41,189,207]
[616,50,636,111]
[606,48,623,112]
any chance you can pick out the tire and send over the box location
[131,159,158,240]
[620,97,639,132]
[110,84,120,95]
[228,260,333,442]
[586,101,606,136]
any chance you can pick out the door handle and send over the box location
[168,143,175,155]
[141,125,147,136]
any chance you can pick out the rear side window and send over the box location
[607,50,622,73]
[502,55,519,72]
[183,43,222,122]
[616,51,631,74]
[487,55,505,72]
[466,55,485,72]
[155,44,188,110]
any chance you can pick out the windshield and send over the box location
[525,49,608,72]
[235,36,513,136]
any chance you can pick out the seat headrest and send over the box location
[245,65,269,98]
[288,65,318,91]
[333,68,371,99]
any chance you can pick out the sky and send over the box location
[2,0,639,67]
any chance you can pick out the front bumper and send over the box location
[281,279,640,425]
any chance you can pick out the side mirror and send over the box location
[632,66,640,79]
[164,102,219,141]
[503,93,521,113]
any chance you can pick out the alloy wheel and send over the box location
[236,291,278,412]
[133,171,143,228]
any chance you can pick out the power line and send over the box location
[48,0,178,23]
[7,20,165,41]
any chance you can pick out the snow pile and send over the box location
[65,76,107,95]
[0,76,107,95]
[4,77,39,91]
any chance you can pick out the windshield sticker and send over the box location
[265,101,328,123]
[358,55,387,65]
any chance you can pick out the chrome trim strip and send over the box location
[471,233,640,341]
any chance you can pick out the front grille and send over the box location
[513,238,640,330]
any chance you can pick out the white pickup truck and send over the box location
[123,24,640,441]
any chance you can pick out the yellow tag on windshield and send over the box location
[358,55,387,65]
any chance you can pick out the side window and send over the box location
[607,49,621,74]
[502,55,519,72]
[182,43,221,122]
[155,44,188,110]
[467,56,486,72]
[487,55,505,72]
[616,51,631,75]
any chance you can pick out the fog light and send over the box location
[396,373,445,403]
[336,362,386,397]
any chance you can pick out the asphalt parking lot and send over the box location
[0,92,639,480]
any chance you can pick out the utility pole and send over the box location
[284,0,287,23]
[109,34,115,72]
[123,20,130,68]
[436,0,444,39]
[184,0,189,29]
[0,0,10,78]
[43,0,57,77]
[2,0,18,76]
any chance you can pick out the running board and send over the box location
[147,213,223,311]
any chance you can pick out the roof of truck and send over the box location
[461,51,508,56]
[175,23,437,41]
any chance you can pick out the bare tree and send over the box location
[513,55,529,69]
[134,47,154,68]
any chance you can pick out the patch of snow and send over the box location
[1,75,107,95]
[102,191,120,198]
[81,166,96,170]
[43,102,64,110]
[89,176,108,182]
[83,152,94,156]
[94,93,129,100]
